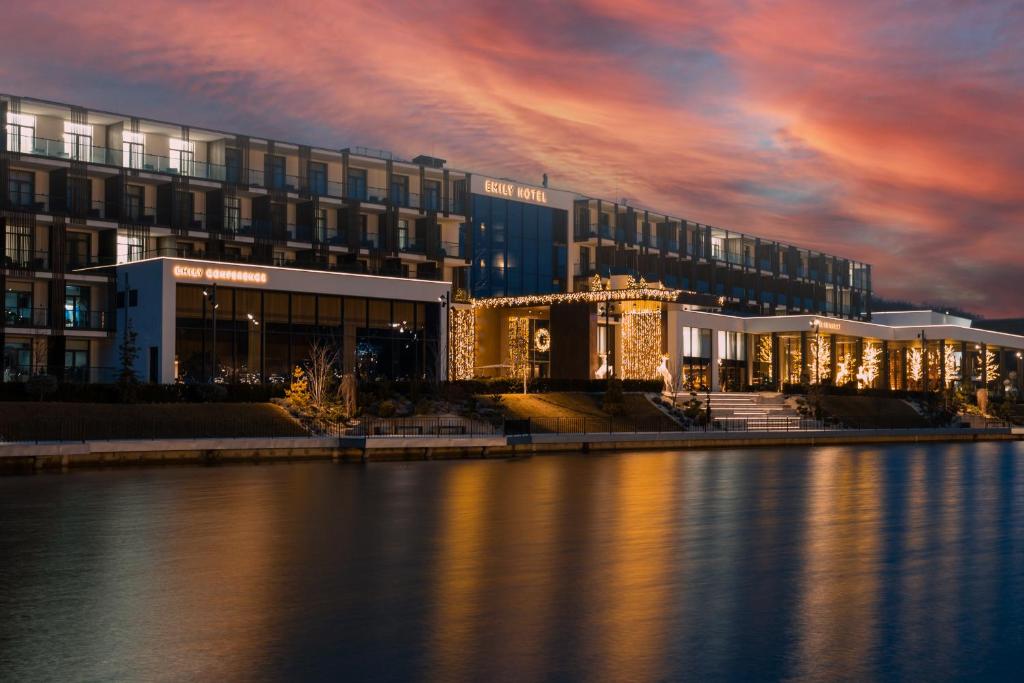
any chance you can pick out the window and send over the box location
[398,219,409,249]
[224,196,240,234]
[5,113,35,153]
[4,282,33,326]
[65,285,90,329]
[125,185,145,222]
[390,175,409,206]
[169,138,195,175]
[4,224,32,268]
[65,340,89,381]
[424,180,441,211]
[3,339,33,382]
[8,171,34,209]
[266,154,286,189]
[717,331,746,360]
[316,208,328,242]
[309,162,327,195]
[63,122,93,161]
[347,167,367,200]
[118,234,145,263]
[122,131,144,169]
[681,326,711,359]
[225,147,242,184]
[65,232,91,269]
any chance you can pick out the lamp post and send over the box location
[438,292,450,384]
[202,284,218,382]
[246,313,264,383]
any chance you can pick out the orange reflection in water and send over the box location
[583,453,680,682]
[791,447,883,680]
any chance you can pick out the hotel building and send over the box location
[3,94,1023,390]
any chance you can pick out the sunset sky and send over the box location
[3,1,1022,316]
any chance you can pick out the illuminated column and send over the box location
[938,339,946,387]
[710,328,720,392]
[829,334,838,381]
[771,333,781,390]
[745,333,754,390]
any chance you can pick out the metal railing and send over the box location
[349,417,504,438]
[4,306,50,328]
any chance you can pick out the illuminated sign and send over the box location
[813,319,841,331]
[483,178,548,205]
[173,264,268,284]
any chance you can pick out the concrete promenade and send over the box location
[1,427,1021,472]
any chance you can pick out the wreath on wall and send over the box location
[534,327,551,353]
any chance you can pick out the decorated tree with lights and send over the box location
[835,353,853,386]
[856,344,882,389]
[811,335,831,384]
[907,348,924,388]
[944,346,960,387]
[985,350,1001,387]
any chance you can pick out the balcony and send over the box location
[64,309,111,332]
[4,306,49,328]
[441,241,467,260]
[2,250,50,271]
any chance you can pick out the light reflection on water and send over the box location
[2,442,1023,682]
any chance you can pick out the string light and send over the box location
[507,316,531,380]
[620,308,661,379]
[448,306,475,380]
[471,286,684,309]
[534,327,551,353]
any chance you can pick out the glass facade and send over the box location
[174,284,440,384]
[469,194,567,298]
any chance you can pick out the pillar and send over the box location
[799,330,808,384]
[771,333,781,391]
[710,329,720,392]
[745,333,754,391]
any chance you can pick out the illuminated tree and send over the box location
[857,344,881,388]
[908,348,924,387]
[944,345,960,386]
[811,335,831,384]
[835,353,853,386]
[757,336,772,365]
[985,350,1001,386]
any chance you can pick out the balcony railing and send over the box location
[4,306,49,328]
[2,250,50,271]
[64,309,111,331]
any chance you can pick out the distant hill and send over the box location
[870,295,980,321]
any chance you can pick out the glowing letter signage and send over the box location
[483,178,548,205]
[173,264,268,285]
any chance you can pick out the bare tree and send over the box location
[305,340,341,414]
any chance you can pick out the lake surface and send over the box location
[2,442,1024,682]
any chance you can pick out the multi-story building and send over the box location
[3,93,1022,391]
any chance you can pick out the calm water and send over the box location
[2,443,1024,682]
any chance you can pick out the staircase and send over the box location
[667,391,815,431]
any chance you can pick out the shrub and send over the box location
[603,378,626,416]
[377,399,397,418]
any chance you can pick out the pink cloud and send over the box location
[2,0,1021,316]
